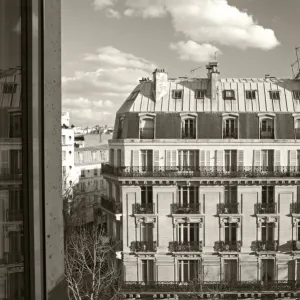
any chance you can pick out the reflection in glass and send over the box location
[0,0,24,299]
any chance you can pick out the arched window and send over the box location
[222,114,238,139]
[180,114,197,139]
[260,117,274,139]
[140,117,154,139]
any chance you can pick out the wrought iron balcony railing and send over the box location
[120,280,300,293]
[133,203,155,214]
[260,129,275,139]
[140,128,154,139]
[101,164,300,178]
[290,203,300,214]
[223,128,238,139]
[293,241,300,251]
[251,240,278,251]
[6,209,23,222]
[99,196,122,214]
[171,203,201,214]
[130,241,157,252]
[169,241,203,252]
[3,252,23,265]
[217,203,239,214]
[214,241,241,252]
[0,168,22,180]
[255,203,277,214]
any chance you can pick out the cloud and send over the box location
[92,0,116,10]
[83,46,156,70]
[170,40,221,63]
[123,0,279,50]
[106,8,121,18]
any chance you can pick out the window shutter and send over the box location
[153,150,159,170]
[131,150,139,167]
[206,150,210,167]
[121,150,124,166]
[289,150,297,168]
[171,150,176,167]
[237,150,244,168]
[215,150,223,167]
[253,150,261,167]
[200,150,205,167]
[165,150,171,168]
[274,150,281,171]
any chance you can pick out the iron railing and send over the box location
[0,168,22,180]
[171,203,201,214]
[251,240,278,251]
[6,209,23,222]
[293,241,300,251]
[140,128,154,139]
[98,196,122,214]
[290,203,300,214]
[260,130,274,139]
[169,241,203,252]
[217,203,239,214]
[255,203,277,214]
[120,280,300,293]
[3,252,23,265]
[223,128,238,139]
[214,241,241,252]
[133,203,155,214]
[101,164,300,178]
[130,241,157,252]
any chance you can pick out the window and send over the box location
[178,186,199,206]
[140,118,154,139]
[245,90,257,100]
[178,223,200,242]
[0,150,9,171]
[141,186,153,205]
[223,90,235,100]
[224,150,237,172]
[224,260,238,282]
[141,150,153,171]
[116,149,122,167]
[260,118,274,139]
[224,186,238,213]
[141,223,153,242]
[2,83,17,94]
[9,112,22,138]
[81,170,85,177]
[80,182,86,192]
[293,91,300,100]
[195,89,206,99]
[141,260,154,283]
[261,259,274,281]
[260,186,276,214]
[117,118,124,139]
[94,168,98,176]
[109,149,114,166]
[172,89,183,99]
[225,223,237,243]
[62,135,66,145]
[295,119,300,139]
[178,150,199,171]
[62,166,66,176]
[261,150,274,172]
[269,90,280,100]
[261,222,275,242]
[62,151,66,161]
[223,118,238,139]
[182,118,196,139]
[178,260,200,282]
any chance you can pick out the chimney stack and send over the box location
[206,61,220,102]
[153,68,168,101]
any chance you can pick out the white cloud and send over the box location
[170,40,221,63]
[123,0,279,50]
[106,8,121,18]
[92,0,116,10]
[83,46,156,70]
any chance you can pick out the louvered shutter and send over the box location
[153,150,159,171]
[206,150,210,167]
[215,150,223,168]
[274,150,281,172]
[253,150,261,167]
[121,150,124,166]
[131,150,139,167]
[165,150,171,169]
[200,150,206,167]
[237,150,244,170]
[171,150,176,167]
[289,150,297,168]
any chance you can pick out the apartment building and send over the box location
[101,63,300,299]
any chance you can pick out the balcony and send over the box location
[140,128,154,139]
[223,128,238,139]
[6,209,23,222]
[99,196,122,214]
[133,203,155,214]
[214,241,241,252]
[290,203,300,214]
[255,203,277,214]
[217,203,239,214]
[251,240,278,251]
[101,164,300,179]
[3,252,23,265]
[0,168,22,180]
[130,241,157,252]
[120,280,300,293]
[171,203,201,214]
[169,241,202,252]
[260,129,274,139]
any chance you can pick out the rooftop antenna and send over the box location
[190,66,202,77]
[291,46,300,78]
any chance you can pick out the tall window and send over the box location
[224,186,238,213]
[9,112,22,138]
[116,149,122,167]
[178,150,199,171]
[62,166,66,177]
[141,260,154,282]
[141,186,153,205]
[224,150,237,172]
[140,118,154,139]
[0,150,9,173]
[261,259,274,281]
[269,91,280,100]
[260,118,274,139]
[182,118,196,139]
[141,223,153,242]
[141,150,153,171]
[295,119,300,139]
[261,150,274,171]
[224,223,237,243]
[178,186,199,206]
[223,119,237,139]
[261,222,274,242]
[224,260,238,282]
[62,135,66,145]
[178,260,200,282]
[178,223,200,242]
[262,186,274,205]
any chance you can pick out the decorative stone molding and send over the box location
[172,216,204,226]
[135,216,157,227]
[220,216,241,227]
[257,216,278,227]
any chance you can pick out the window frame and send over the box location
[177,222,200,243]
[245,90,257,100]
[222,114,238,139]
[293,90,300,100]
[140,259,155,283]
[194,89,206,99]
[139,114,155,139]
[258,114,275,139]
[178,259,201,282]
[223,89,236,100]
[172,89,183,99]
[178,150,199,171]
[269,90,280,100]
[180,113,197,139]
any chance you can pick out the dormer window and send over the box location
[2,83,17,94]
[245,90,257,100]
[260,118,274,139]
[293,91,300,100]
[180,114,197,139]
[195,90,206,99]
[269,91,280,100]
[139,114,155,139]
[223,115,238,139]
[223,90,235,100]
[172,89,183,99]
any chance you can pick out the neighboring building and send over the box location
[0,1,65,299]
[101,63,300,299]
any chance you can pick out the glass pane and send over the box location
[0,0,24,298]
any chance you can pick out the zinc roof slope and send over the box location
[117,77,300,114]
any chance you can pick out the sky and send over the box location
[62,0,300,127]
